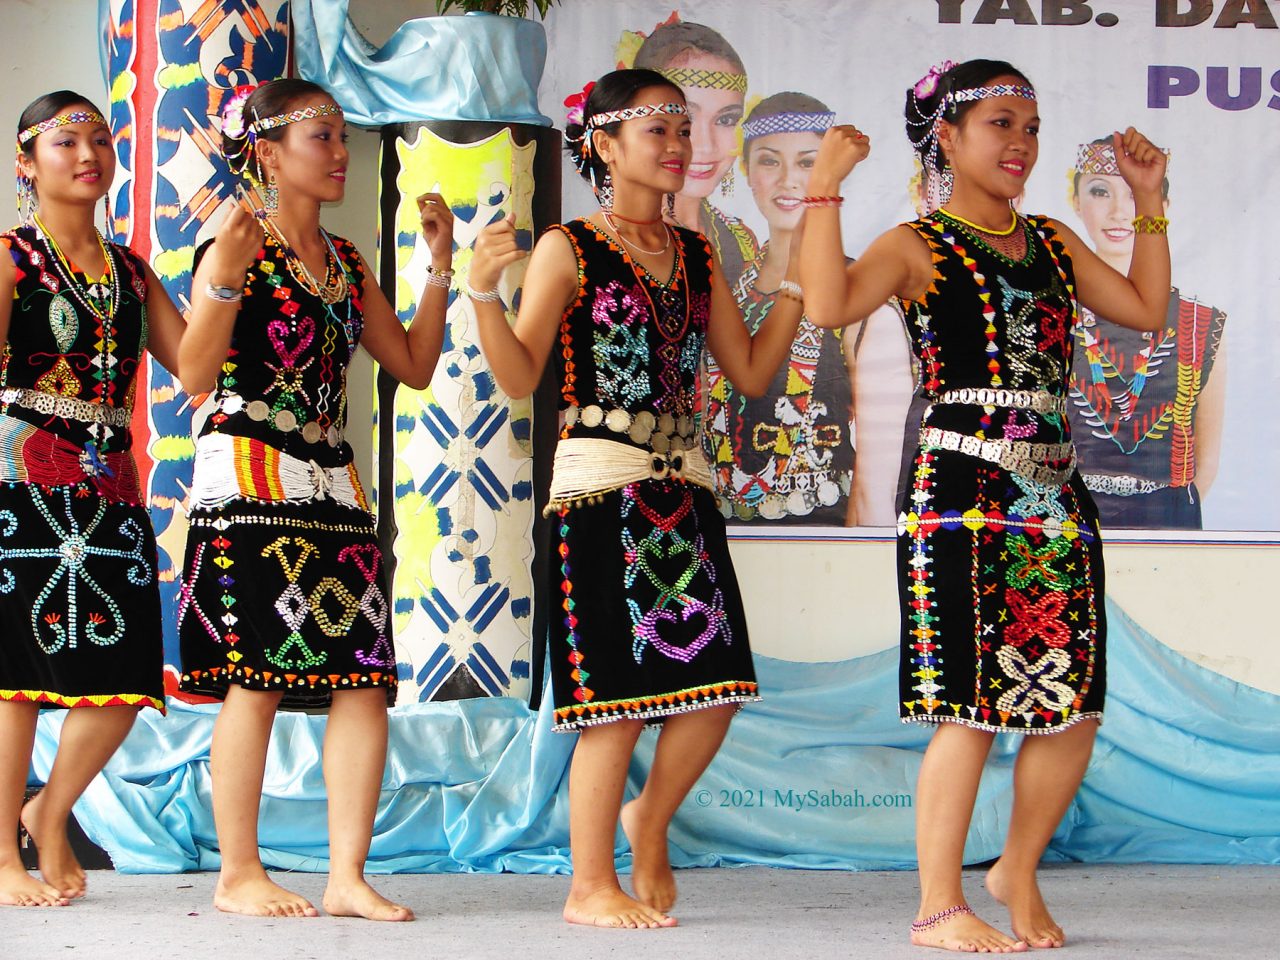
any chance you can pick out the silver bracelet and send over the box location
[466,280,502,303]
[778,279,803,302]
[425,265,454,288]
[205,282,243,303]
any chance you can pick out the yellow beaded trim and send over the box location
[1131,215,1169,235]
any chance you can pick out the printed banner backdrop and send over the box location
[539,0,1278,536]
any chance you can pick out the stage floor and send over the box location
[2,863,1272,956]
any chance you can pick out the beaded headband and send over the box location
[252,102,344,134]
[16,110,107,148]
[952,84,1037,104]
[588,102,688,129]
[1075,141,1121,176]
[661,67,748,93]
[742,110,835,141]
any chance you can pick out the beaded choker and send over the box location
[17,110,107,148]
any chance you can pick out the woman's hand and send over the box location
[469,214,528,293]
[1113,127,1167,201]
[808,125,871,195]
[417,192,455,268]
[206,197,264,284]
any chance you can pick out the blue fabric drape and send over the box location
[33,599,1280,873]
[290,2,552,126]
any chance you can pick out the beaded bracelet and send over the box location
[778,279,803,303]
[425,265,455,288]
[1131,215,1169,235]
[800,195,844,208]
[466,280,502,303]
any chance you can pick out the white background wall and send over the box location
[5,0,1273,695]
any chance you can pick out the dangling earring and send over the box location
[264,174,279,218]
[665,192,676,222]
[15,175,34,224]
[103,190,114,240]
[939,162,954,204]
[596,169,613,212]
[720,164,735,197]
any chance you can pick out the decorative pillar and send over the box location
[99,0,291,693]
[374,122,560,703]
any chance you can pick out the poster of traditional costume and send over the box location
[539,0,1278,536]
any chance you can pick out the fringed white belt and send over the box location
[544,436,715,516]
[189,431,370,512]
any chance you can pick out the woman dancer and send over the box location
[177,79,453,920]
[469,68,802,928]
[0,91,185,906]
[800,60,1170,951]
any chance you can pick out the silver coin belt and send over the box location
[218,393,344,447]
[564,404,697,454]
[933,387,1067,416]
[1083,474,1168,497]
[921,427,1076,487]
[0,387,132,427]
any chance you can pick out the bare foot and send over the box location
[911,907,1028,953]
[620,799,676,912]
[322,878,414,921]
[563,885,677,929]
[214,872,319,917]
[20,795,86,899]
[0,862,70,907]
[986,862,1066,948]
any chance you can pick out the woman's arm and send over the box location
[356,193,454,390]
[704,252,803,398]
[140,261,187,375]
[467,217,575,400]
[1054,129,1171,333]
[799,126,930,328]
[177,202,263,394]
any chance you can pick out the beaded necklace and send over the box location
[623,234,688,343]
[937,208,1031,265]
[262,220,348,305]
[602,211,671,256]
[32,214,119,322]
[31,215,124,450]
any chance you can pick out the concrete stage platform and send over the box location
[2,864,1273,957]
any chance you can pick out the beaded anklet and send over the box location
[911,904,975,933]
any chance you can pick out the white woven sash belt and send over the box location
[545,436,715,515]
[189,432,367,511]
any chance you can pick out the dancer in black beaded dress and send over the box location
[0,92,185,907]
[800,60,1171,952]
[176,79,452,922]
[469,70,802,929]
